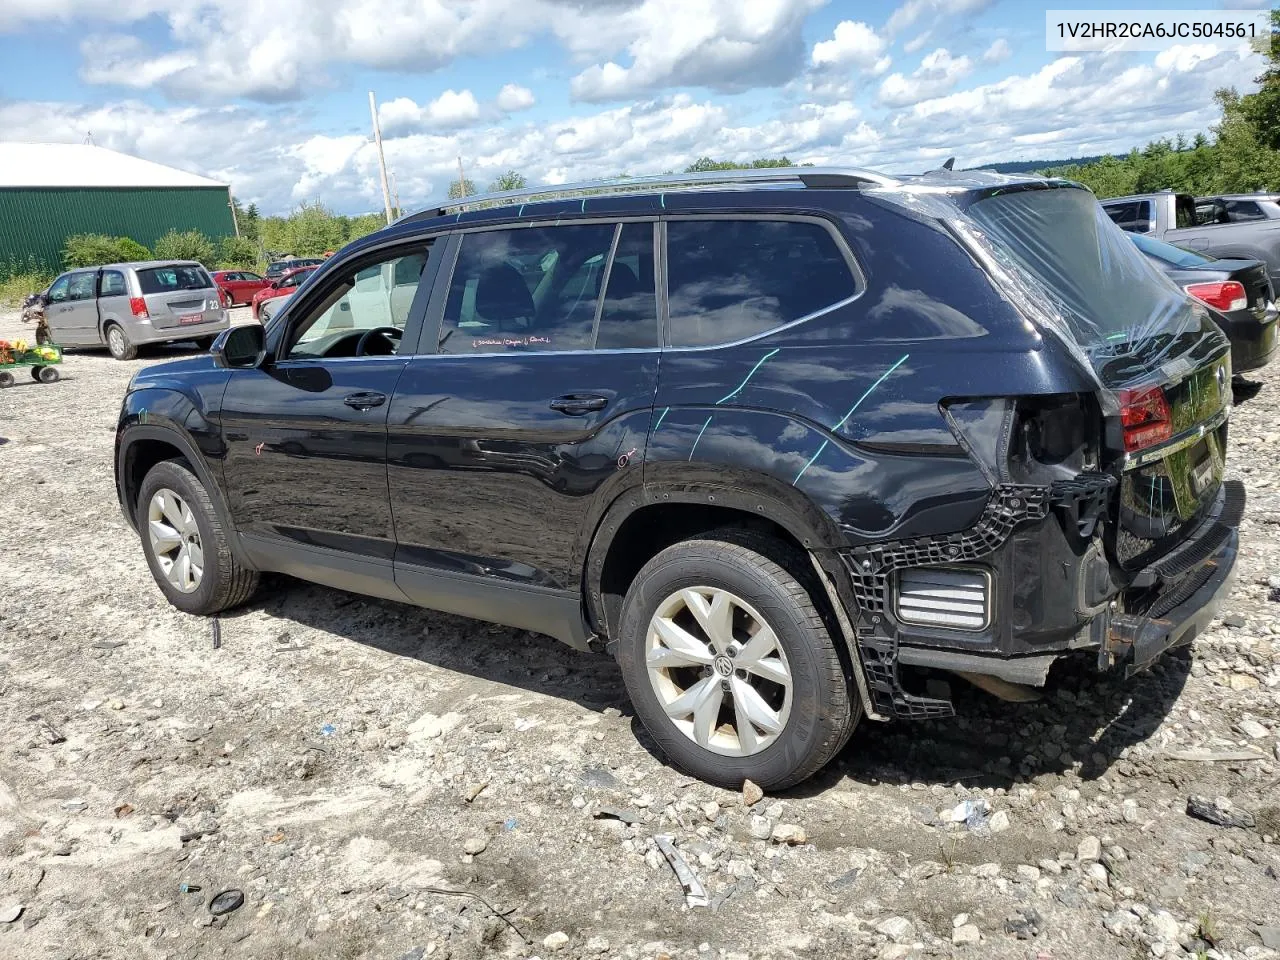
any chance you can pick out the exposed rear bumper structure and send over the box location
[836,477,1244,721]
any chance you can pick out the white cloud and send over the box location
[566,0,825,101]
[879,48,974,107]
[496,83,536,112]
[378,90,482,135]
[903,31,930,54]
[885,0,993,36]
[811,20,889,73]
[982,38,1012,63]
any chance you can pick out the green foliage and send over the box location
[448,178,477,199]
[62,234,152,268]
[153,229,217,266]
[217,236,260,270]
[488,170,527,192]
[0,256,55,307]
[684,156,796,172]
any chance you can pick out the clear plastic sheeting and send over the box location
[956,185,1217,390]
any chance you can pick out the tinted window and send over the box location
[666,220,856,348]
[46,275,70,303]
[1104,200,1152,233]
[1224,200,1266,222]
[440,224,617,354]
[100,270,127,297]
[67,272,97,301]
[242,272,262,282]
[1174,196,1197,229]
[287,248,429,359]
[137,265,213,294]
[597,223,658,350]
[1130,232,1217,268]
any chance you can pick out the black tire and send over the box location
[30,366,42,381]
[37,366,60,383]
[615,533,859,790]
[105,323,137,361]
[0,371,13,388]
[137,459,259,615]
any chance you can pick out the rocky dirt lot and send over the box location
[0,307,1278,960]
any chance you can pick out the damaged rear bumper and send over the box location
[837,478,1244,721]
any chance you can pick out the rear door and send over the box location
[387,220,660,601]
[136,263,222,330]
[96,269,131,342]
[218,241,435,597]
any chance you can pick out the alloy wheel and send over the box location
[645,586,792,757]
[107,327,125,355]
[147,488,204,593]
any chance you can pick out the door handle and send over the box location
[344,391,387,410]
[549,394,607,415]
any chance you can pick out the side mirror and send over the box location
[270,280,281,289]
[211,324,266,369]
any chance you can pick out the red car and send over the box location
[251,266,317,319]
[212,270,270,307]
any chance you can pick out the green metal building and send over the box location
[0,143,235,271]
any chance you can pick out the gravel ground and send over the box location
[1,307,1278,960]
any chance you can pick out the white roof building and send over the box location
[0,142,226,189]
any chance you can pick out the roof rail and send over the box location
[416,166,899,219]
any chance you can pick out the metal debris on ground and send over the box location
[211,619,221,650]
[208,889,244,916]
[1186,795,1257,829]
[0,904,23,924]
[1165,748,1268,762]
[90,640,126,649]
[653,835,710,908]
[179,883,202,894]
[593,805,644,825]
[950,798,992,830]
[420,886,530,944]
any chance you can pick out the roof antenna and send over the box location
[942,156,955,171]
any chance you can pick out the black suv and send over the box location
[115,168,1243,789]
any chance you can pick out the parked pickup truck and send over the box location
[1101,191,1280,287]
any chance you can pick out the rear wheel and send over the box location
[0,371,13,388]
[105,323,137,361]
[37,366,60,383]
[615,535,858,789]
[137,460,259,615]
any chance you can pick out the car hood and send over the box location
[128,353,219,390]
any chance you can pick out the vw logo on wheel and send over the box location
[713,656,734,677]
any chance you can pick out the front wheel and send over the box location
[105,323,137,361]
[0,371,13,388]
[137,460,259,615]
[615,535,858,789]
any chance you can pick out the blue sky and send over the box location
[0,0,1269,214]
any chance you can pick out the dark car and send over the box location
[264,258,324,280]
[250,266,318,319]
[114,168,1243,789]
[1131,232,1277,373]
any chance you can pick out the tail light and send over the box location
[1185,280,1247,312]
[129,297,149,319]
[1118,385,1172,452]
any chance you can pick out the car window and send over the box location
[1104,200,1152,233]
[67,272,97,302]
[596,223,658,350]
[99,270,127,297]
[286,248,429,360]
[242,272,262,282]
[439,223,617,354]
[46,275,70,303]
[1174,196,1197,229]
[137,265,213,294]
[1224,200,1266,222]
[666,219,857,348]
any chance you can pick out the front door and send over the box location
[219,242,436,597]
[388,220,660,603]
[44,271,98,345]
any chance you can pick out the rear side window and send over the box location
[100,270,126,296]
[439,223,618,354]
[665,220,857,348]
[1224,199,1266,222]
[137,265,213,294]
[1104,201,1152,233]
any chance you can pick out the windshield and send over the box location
[1129,232,1217,268]
[963,186,1203,356]
[137,265,214,294]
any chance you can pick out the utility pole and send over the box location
[368,90,395,225]
[456,155,469,197]
[389,172,402,219]
[228,194,241,239]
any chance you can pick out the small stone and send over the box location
[875,916,916,943]
[749,815,773,840]
[1077,836,1102,862]
[109,699,125,710]
[0,905,23,924]
[952,924,981,946]
[742,780,764,807]
[399,949,426,960]
[1259,927,1280,950]
[1122,799,1141,823]
[988,810,1010,833]
[1186,795,1256,829]
[543,931,570,951]
[1147,911,1180,942]
[475,721,503,734]
[585,936,610,953]
[953,914,969,929]
[910,804,937,825]
[1224,613,1246,628]
[62,799,87,812]
[972,862,1001,879]
[1016,865,1041,882]
[701,801,720,822]
[1237,719,1269,740]
[463,837,488,856]
[770,823,806,845]
[1085,863,1109,885]
[1229,673,1261,691]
